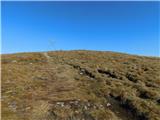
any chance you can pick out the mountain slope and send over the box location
[1,50,160,120]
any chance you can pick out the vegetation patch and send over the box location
[2,50,160,120]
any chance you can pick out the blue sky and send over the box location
[2,1,160,56]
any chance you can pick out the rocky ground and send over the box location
[1,50,160,120]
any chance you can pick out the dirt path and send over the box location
[43,52,51,61]
[43,52,55,65]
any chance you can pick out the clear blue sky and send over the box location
[2,1,160,56]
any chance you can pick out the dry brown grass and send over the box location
[1,50,160,120]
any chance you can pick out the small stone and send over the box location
[99,104,103,108]
[93,105,97,109]
[81,69,85,72]
[84,106,87,110]
[87,103,90,107]
[69,101,74,104]
[12,60,17,63]
[75,110,79,114]
[56,102,64,107]
[80,72,83,75]
[61,103,64,107]
[75,101,78,104]
[8,101,17,112]
[26,107,31,110]
[56,102,61,105]
[107,103,111,107]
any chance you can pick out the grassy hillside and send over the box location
[1,50,160,120]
